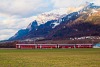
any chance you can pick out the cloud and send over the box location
[0,29,17,40]
[0,0,52,17]
[0,0,99,17]
[0,35,10,40]
[0,29,16,35]
[92,0,100,5]
[0,13,36,29]
[51,0,98,8]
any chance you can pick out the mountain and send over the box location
[47,3,100,39]
[9,2,100,41]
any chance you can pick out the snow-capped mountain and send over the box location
[27,6,84,27]
[9,2,100,40]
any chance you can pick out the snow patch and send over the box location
[27,23,32,31]
[52,22,60,28]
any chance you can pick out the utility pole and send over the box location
[34,39,36,44]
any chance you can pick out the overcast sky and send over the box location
[0,0,100,40]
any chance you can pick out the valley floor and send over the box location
[0,48,100,67]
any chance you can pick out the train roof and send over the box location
[16,44,93,45]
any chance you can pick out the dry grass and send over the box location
[0,48,100,67]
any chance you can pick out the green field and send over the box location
[0,48,100,67]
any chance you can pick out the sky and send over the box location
[0,0,100,40]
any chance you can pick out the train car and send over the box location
[58,44,75,48]
[16,44,36,49]
[75,44,93,48]
[37,44,57,49]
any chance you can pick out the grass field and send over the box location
[0,48,100,67]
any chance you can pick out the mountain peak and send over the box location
[85,2,94,5]
[27,20,38,31]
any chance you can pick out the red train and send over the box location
[16,44,93,49]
